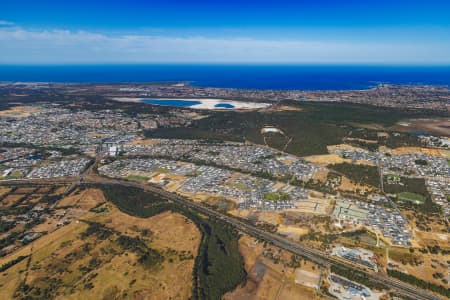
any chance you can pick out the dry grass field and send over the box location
[393,118,450,137]
[0,105,40,118]
[384,146,449,157]
[128,138,162,145]
[388,247,449,287]
[277,224,309,240]
[414,230,449,248]
[56,188,105,210]
[0,189,201,300]
[263,105,303,112]
[0,186,11,197]
[225,236,324,300]
[338,176,371,193]
[13,187,38,194]
[2,194,25,207]
[304,154,349,166]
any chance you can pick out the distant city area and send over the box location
[0,82,449,300]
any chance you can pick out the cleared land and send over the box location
[393,118,450,137]
[0,203,201,300]
[0,105,40,118]
[225,236,324,300]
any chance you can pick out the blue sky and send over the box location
[1,0,450,64]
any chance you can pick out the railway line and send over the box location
[0,176,444,300]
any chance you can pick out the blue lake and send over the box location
[142,99,201,107]
[214,103,235,108]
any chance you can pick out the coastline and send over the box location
[2,65,450,90]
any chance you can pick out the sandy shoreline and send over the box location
[111,97,270,110]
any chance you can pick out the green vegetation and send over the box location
[387,269,450,298]
[328,162,380,188]
[0,221,15,233]
[125,174,150,182]
[80,221,114,240]
[263,192,290,201]
[345,139,379,152]
[233,182,248,190]
[116,235,164,268]
[384,177,428,195]
[0,230,23,254]
[385,174,401,180]
[39,194,61,204]
[398,192,425,204]
[0,255,29,272]
[154,167,170,173]
[147,102,431,156]
[414,159,428,166]
[384,177,437,213]
[347,128,423,149]
[96,184,246,300]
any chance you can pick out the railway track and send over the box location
[1,176,444,300]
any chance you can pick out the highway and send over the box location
[0,176,444,300]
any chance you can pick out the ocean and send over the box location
[0,65,450,90]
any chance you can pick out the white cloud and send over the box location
[0,20,14,26]
[0,26,449,64]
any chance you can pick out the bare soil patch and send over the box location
[0,105,40,118]
[394,118,450,137]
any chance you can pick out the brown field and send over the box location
[165,181,182,192]
[0,222,90,298]
[69,209,201,300]
[35,186,52,194]
[414,229,450,248]
[257,211,282,225]
[13,187,37,194]
[327,144,367,152]
[393,118,450,137]
[26,195,43,204]
[304,154,349,166]
[312,169,329,182]
[0,105,40,118]
[56,188,105,210]
[100,208,201,255]
[52,186,69,195]
[305,153,375,167]
[0,199,201,300]
[277,224,309,240]
[264,105,303,112]
[0,186,11,197]
[338,176,371,193]
[401,209,449,236]
[1,194,24,206]
[0,220,88,268]
[128,138,162,145]
[228,208,251,219]
[225,236,324,300]
[345,137,378,144]
[386,146,448,157]
[388,247,449,287]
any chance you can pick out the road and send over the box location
[0,176,444,300]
